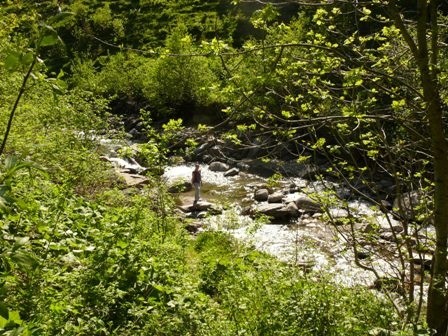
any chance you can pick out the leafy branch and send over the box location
[0,22,65,157]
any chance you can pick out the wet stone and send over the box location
[209,161,230,172]
[179,201,213,213]
[256,202,299,220]
[254,188,269,201]
[187,211,208,219]
[268,192,284,203]
[184,222,203,234]
[119,173,149,188]
[224,167,240,177]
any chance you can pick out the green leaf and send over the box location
[14,237,30,247]
[39,32,59,47]
[9,312,21,324]
[0,302,8,320]
[0,315,7,328]
[4,52,20,71]
[10,251,39,271]
[117,240,128,249]
[48,11,75,26]
[21,52,35,66]
[0,185,11,196]
[312,137,326,150]
[48,78,68,93]
[0,196,7,210]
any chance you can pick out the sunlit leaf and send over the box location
[117,240,128,249]
[21,51,35,66]
[4,52,20,71]
[39,31,59,47]
[14,237,30,247]
[10,251,39,271]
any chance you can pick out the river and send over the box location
[162,163,403,288]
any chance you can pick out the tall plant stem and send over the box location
[0,56,37,157]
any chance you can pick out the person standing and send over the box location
[191,164,202,204]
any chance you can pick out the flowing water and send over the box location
[99,136,430,297]
[162,163,400,287]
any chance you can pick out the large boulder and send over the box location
[118,173,149,188]
[256,202,299,220]
[283,193,322,213]
[295,195,322,213]
[361,216,403,234]
[268,192,284,203]
[193,142,214,158]
[178,201,223,215]
[209,161,230,172]
[224,167,240,177]
[254,188,269,202]
[179,200,214,212]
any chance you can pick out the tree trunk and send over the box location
[416,0,448,333]
[389,0,448,332]
[423,71,448,335]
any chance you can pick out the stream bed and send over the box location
[162,163,398,288]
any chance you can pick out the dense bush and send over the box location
[193,231,405,336]
[71,27,224,121]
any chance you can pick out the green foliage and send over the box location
[0,156,44,215]
[193,231,404,336]
[0,79,118,196]
[117,116,189,172]
[70,52,146,96]
[90,3,126,41]
[0,1,441,334]
[214,2,446,331]
[71,27,223,119]
[145,28,216,114]
[266,172,283,188]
